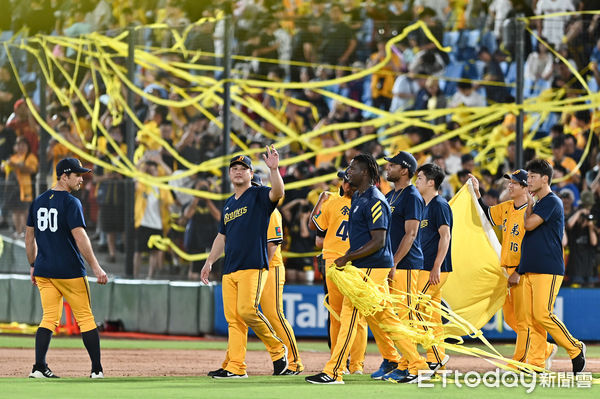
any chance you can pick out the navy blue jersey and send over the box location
[219,186,276,275]
[26,190,87,278]
[348,186,394,268]
[386,185,424,270]
[420,195,453,272]
[518,192,565,276]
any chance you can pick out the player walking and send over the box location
[309,170,368,375]
[510,160,586,373]
[370,151,425,381]
[26,158,108,379]
[412,164,452,373]
[305,154,430,384]
[201,148,289,378]
[470,170,558,369]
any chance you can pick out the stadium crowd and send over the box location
[0,0,598,285]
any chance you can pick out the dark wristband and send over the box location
[30,263,34,268]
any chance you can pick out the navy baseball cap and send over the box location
[56,158,91,177]
[251,174,263,186]
[229,155,253,170]
[384,151,418,175]
[337,169,349,182]
[503,169,528,186]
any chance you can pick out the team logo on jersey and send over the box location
[390,206,395,213]
[420,219,429,228]
[510,224,520,236]
[371,201,382,223]
[315,210,322,218]
[224,206,248,225]
[341,206,350,216]
[275,226,282,237]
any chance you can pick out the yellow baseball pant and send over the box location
[415,270,448,364]
[503,268,554,366]
[222,268,286,375]
[260,265,303,373]
[324,268,428,381]
[36,276,97,333]
[521,273,583,367]
[390,268,419,370]
[326,265,367,373]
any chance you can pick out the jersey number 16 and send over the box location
[37,207,58,232]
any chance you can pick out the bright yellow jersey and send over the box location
[267,208,284,267]
[312,193,352,263]
[488,200,527,267]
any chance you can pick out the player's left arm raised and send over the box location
[263,145,284,202]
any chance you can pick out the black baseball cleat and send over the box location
[280,369,297,375]
[305,372,344,384]
[207,368,224,377]
[212,369,248,379]
[273,345,289,375]
[572,342,587,374]
[427,354,450,374]
[29,365,59,379]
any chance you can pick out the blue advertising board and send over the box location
[213,285,600,340]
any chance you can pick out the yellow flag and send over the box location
[443,181,507,336]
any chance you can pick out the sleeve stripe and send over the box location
[487,208,496,226]
[267,238,283,244]
[371,201,382,212]
[312,216,325,232]
[372,211,382,223]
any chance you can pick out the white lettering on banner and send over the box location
[284,293,302,322]
[483,296,565,332]
[282,293,327,329]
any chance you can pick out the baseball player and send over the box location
[201,148,289,378]
[305,154,431,384]
[25,158,108,379]
[470,170,558,369]
[255,174,303,375]
[412,163,452,373]
[510,159,586,373]
[309,170,368,375]
[372,151,425,381]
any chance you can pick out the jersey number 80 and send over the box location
[37,207,58,232]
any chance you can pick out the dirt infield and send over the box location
[1,348,597,378]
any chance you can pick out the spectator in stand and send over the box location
[478,47,513,104]
[549,135,580,185]
[390,70,419,113]
[319,4,356,67]
[133,155,175,279]
[535,0,575,50]
[524,38,554,96]
[281,195,316,283]
[1,137,38,239]
[0,64,20,123]
[566,191,598,287]
[182,175,221,280]
[564,134,584,163]
[7,99,39,156]
[424,77,446,124]
[591,37,600,87]
[552,164,581,206]
[449,81,486,108]
[368,37,402,111]
[93,132,126,264]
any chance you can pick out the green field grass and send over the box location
[2,335,598,398]
[3,375,598,399]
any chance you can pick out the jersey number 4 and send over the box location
[335,220,349,241]
[37,207,58,232]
